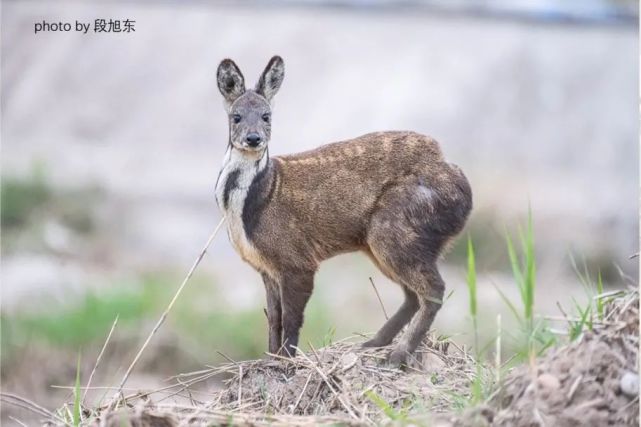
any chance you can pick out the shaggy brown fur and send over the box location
[214,56,472,366]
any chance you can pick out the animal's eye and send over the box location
[262,113,271,123]
[232,114,242,124]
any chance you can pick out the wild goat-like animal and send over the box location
[214,56,472,366]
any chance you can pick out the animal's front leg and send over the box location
[262,273,283,354]
[279,270,314,357]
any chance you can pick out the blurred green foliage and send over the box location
[1,171,98,247]
[3,287,151,347]
[1,171,51,228]
[1,274,333,369]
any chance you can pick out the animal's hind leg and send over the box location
[388,266,445,367]
[365,184,450,366]
[362,286,419,348]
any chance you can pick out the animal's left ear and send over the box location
[255,56,285,102]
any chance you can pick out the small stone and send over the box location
[620,371,639,397]
[432,420,455,427]
[424,353,447,372]
[340,352,358,371]
[537,373,561,390]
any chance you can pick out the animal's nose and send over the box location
[246,133,262,147]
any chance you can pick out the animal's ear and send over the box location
[217,59,246,105]
[255,56,284,102]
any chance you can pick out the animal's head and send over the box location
[217,56,285,153]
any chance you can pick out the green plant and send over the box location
[595,271,605,320]
[73,353,82,427]
[466,236,479,354]
[441,389,471,411]
[466,236,486,405]
[469,374,483,405]
[559,254,615,341]
[562,255,614,341]
[506,214,535,334]
[365,390,408,422]
[321,326,337,347]
[495,210,555,361]
[567,298,593,341]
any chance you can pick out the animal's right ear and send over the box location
[217,59,246,106]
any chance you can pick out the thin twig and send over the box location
[237,365,243,408]
[541,314,611,325]
[108,216,226,408]
[0,392,55,417]
[369,277,388,320]
[216,351,239,365]
[154,372,220,404]
[567,374,583,402]
[308,342,323,366]
[293,346,359,420]
[84,315,119,403]
[0,394,71,427]
[8,416,28,427]
[0,399,49,419]
[290,372,313,414]
[495,313,502,384]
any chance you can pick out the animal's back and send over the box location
[265,131,469,256]
[276,131,444,181]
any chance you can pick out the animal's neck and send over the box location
[215,144,270,213]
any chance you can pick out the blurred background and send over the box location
[1,0,638,423]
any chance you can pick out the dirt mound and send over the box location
[487,291,639,427]
[65,334,481,426]
[41,292,638,426]
[212,335,476,422]
[201,290,638,426]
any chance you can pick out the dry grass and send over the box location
[26,290,636,426]
[42,332,483,426]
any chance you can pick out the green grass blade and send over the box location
[505,232,524,301]
[493,284,523,326]
[568,253,590,289]
[466,236,480,355]
[466,237,477,319]
[596,270,604,320]
[523,211,536,324]
[73,353,82,427]
[471,368,483,404]
[365,390,401,420]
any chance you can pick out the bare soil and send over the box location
[486,292,639,427]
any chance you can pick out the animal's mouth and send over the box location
[237,142,266,152]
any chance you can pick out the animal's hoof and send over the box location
[361,338,385,348]
[386,349,408,368]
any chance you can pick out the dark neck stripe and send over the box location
[222,169,241,210]
[242,158,277,241]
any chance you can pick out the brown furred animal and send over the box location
[214,56,472,366]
